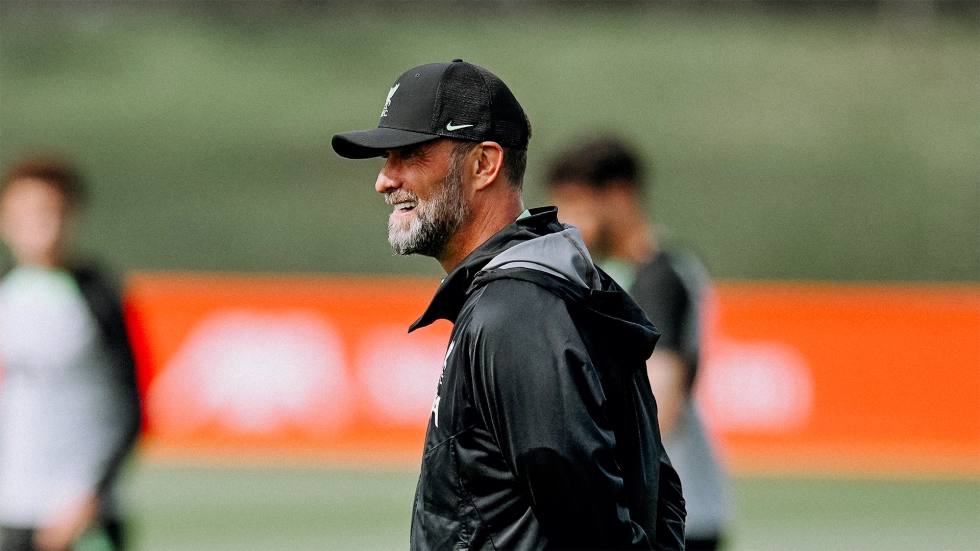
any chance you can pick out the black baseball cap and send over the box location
[332,59,530,159]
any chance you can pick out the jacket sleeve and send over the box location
[73,268,143,496]
[468,280,652,550]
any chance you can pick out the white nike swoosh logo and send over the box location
[446,122,474,131]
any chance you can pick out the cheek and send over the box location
[555,202,599,238]
[570,218,600,249]
[1,203,64,250]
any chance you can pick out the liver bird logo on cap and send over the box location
[381,83,399,117]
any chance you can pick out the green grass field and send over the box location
[105,462,979,551]
[1,4,977,282]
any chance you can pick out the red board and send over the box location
[699,282,980,476]
[122,273,980,476]
[124,272,451,466]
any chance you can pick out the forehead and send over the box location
[1,177,68,205]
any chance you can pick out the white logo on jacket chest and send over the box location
[431,340,455,428]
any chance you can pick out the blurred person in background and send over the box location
[333,60,685,550]
[546,136,731,551]
[0,159,141,551]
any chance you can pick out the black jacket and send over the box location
[409,207,686,550]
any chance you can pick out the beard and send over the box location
[385,157,468,258]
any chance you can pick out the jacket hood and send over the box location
[480,224,602,291]
[410,207,659,365]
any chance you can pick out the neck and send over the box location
[438,193,524,273]
[13,243,64,269]
[16,254,61,269]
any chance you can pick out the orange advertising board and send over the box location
[699,282,979,477]
[124,273,980,476]
[125,273,452,465]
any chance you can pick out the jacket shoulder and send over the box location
[462,276,572,333]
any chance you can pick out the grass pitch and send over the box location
[109,462,980,551]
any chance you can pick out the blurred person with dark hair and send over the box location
[0,159,141,551]
[547,136,731,551]
[333,60,685,550]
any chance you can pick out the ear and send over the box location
[470,142,504,191]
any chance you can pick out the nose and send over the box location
[375,157,400,194]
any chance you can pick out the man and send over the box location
[546,137,730,551]
[0,159,141,551]
[333,60,685,550]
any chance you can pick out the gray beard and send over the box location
[386,160,467,258]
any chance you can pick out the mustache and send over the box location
[385,190,419,205]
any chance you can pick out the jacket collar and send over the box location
[409,206,563,332]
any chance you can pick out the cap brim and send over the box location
[332,127,439,159]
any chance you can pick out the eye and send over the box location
[381,152,390,159]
